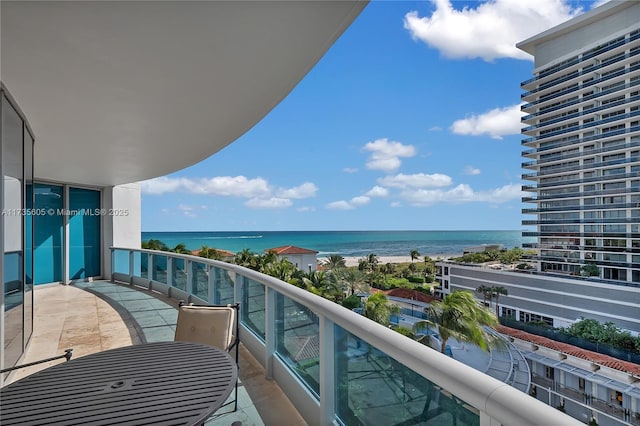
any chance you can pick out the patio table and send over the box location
[0,341,237,425]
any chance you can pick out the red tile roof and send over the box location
[266,245,319,255]
[383,288,438,304]
[190,248,235,257]
[498,325,640,376]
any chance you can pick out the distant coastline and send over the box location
[327,255,458,267]
[141,230,531,260]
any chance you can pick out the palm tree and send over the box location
[410,249,420,263]
[303,271,342,302]
[382,263,396,275]
[234,249,257,269]
[475,285,493,307]
[414,290,497,354]
[198,245,223,260]
[364,253,379,286]
[362,292,399,326]
[171,243,191,254]
[142,239,169,251]
[423,256,436,276]
[335,268,368,296]
[323,254,346,270]
[490,286,508,317]
[262,258,297,283]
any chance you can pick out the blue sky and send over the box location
[140,0,605,232]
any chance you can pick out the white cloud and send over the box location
[140,176,186,194]
[428,126,442,131]
[404,0,582,61]
[326,195,371,210]
[326,200,355,211]
[378,172,452,189]
[451,104,524,139]
[245,197,292,209]
[276,182,318,199]
[188,176,270,197]
[343,167,358,173]
[140,175,270,197]
[362,138,417,173]
[463,165,481,175]
[400,183,522,206]
[365,186,389,197]
[351,196,370,206]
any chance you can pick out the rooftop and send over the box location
[266,245,319,255]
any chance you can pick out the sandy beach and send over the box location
[319,254,459,267]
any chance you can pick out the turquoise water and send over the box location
[141,230,533,258]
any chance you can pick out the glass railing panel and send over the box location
[275,292,320,397]
[113,249,129,275]
[334,326,479,426]
[139,252,149,279]
[212,266,235,305]
[152,254,167,284]
[172,258,186,291]
[242,277,266,341]
[190,261,208,300]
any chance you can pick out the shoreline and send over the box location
[319,254,460,267]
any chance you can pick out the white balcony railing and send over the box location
[111,248,581,426]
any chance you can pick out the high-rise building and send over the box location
[437,2,640,335]
[518,1,640,284]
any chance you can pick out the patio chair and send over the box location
[175,302,240,412]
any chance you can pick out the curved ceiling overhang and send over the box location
[1,1,367,186]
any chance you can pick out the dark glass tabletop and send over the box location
[1,341,237,425]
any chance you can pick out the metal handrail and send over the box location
[0,349,73,374]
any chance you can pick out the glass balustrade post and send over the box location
[264,287,277,379]
[148,254,154,288]
[319,315,335,425]
[185,259,191,297]
[207,265,215,304]
[128,250,134,285]
[167,256,174,288]
[110,248,115,283]
[232,271,240,304]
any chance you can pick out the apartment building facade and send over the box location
[437,2,640,334]
[519,1,640,283]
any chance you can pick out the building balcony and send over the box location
[4,248,580,426]
[4,281,305,426]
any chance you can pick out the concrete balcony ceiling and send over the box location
[1,1,367,186]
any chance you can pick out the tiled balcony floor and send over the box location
[6,281,306,426]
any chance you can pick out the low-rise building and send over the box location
[265,245,319,272]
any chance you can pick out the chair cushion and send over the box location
[174,305,236,350]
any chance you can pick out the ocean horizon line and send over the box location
[142,229,525,233]
[140,230,531,258]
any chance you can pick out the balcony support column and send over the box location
[207,265,215,304]
[319,315,335,425]
[264,287,277,380]
[128,250,134,285]
[183,259,190,297]
[110,249,115,283]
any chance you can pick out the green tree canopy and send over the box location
[141,239,169,251]
[362,292,398,326]
[323,254,346,270]
[414,290,498,353]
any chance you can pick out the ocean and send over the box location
[141,230,533,258]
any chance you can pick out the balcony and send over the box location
[2,247,579,425]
